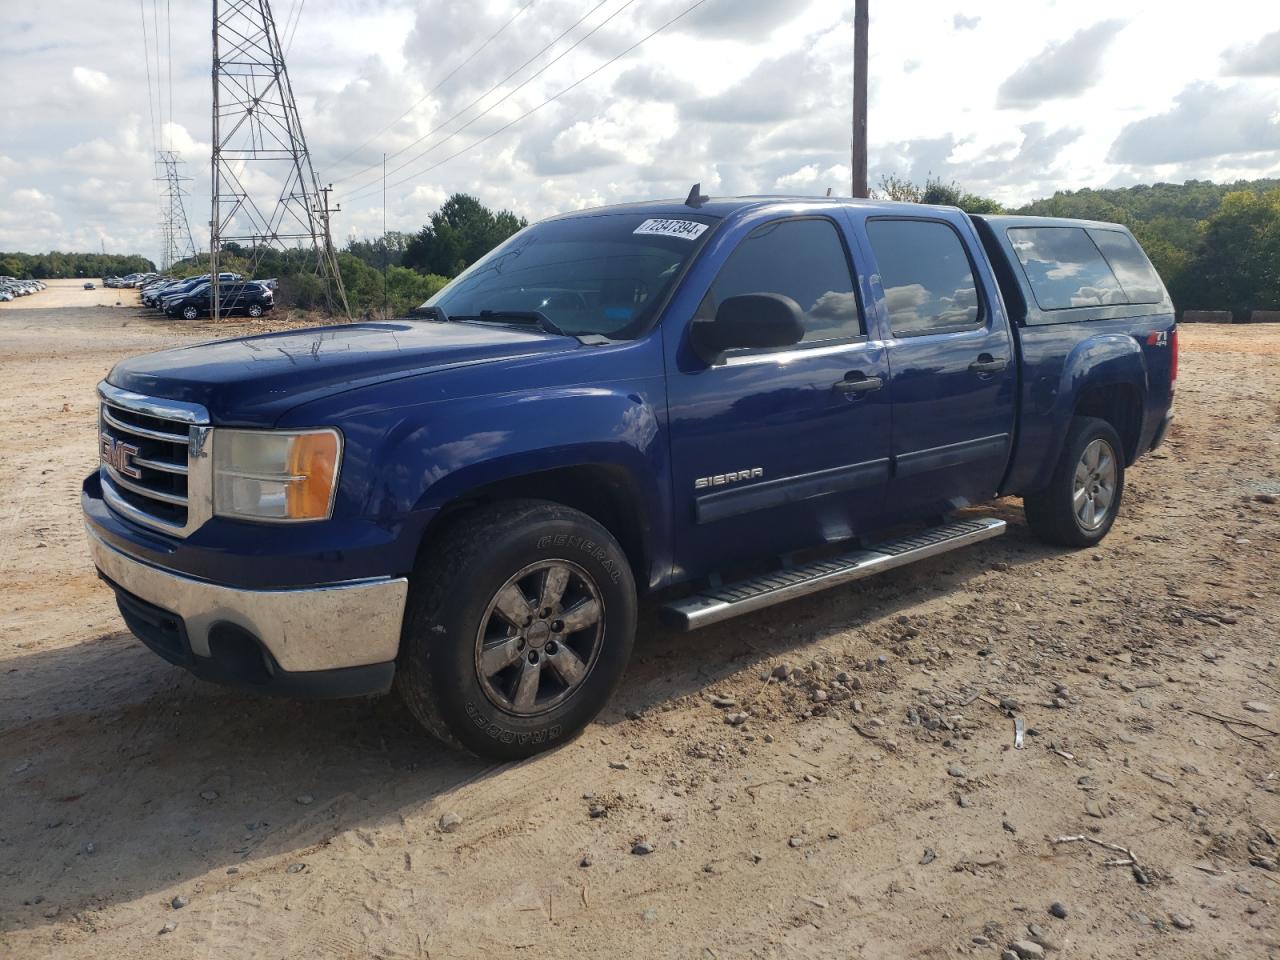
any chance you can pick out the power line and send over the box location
[326,0,538,171]
[283,0,305,54]
[334,0,614,188]
[278,0,300,50]
[151,0,164,142]
[165,0,174,149]
[278,0,298,45]
[137,0,159,153]
[348,0,711,204]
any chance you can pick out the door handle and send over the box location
[969,354,1008,374]
[833,372,883,395]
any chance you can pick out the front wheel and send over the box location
[1023,416,1125,547]
[396,501,637,760]
[181,305,199,321]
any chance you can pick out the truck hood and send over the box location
[106,320,577,426]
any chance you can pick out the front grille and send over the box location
[100,401,191,527]
[97,384,211,536]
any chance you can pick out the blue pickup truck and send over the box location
[85,192,1176,758]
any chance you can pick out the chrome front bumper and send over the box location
[87,526,408,673]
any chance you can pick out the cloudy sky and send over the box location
[1,0,1277,265]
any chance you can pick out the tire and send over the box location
[247,303,263,318]
[182,305,199,321]
[396,500,637,760]
[1023,416,1125,548]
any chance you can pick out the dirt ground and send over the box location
[1,279,1277,959]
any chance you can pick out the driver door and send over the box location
[665,215,892,579]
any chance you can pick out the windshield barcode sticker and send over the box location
[634,218,708,240]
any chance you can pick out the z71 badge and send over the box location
[695,468,763,490]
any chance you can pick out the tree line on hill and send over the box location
[301,178,1280,322]
[0,252,156,279]
[7,178,1276,321]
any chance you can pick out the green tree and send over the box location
[403,193,526,277]
[875,173,921,203]
[343,232,411,270]
[1179,189,1280,318]
[874,174,1003,214]
[0,251,155,278]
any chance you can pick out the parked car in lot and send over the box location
[85,194,1176,760]
[146,274,242,309]
[1,278,41,297]
[164,280,273,320]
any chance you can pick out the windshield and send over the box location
[426,212,718,339]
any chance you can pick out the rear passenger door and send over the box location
[863,216,1017,521]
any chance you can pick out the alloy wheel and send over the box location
[474,560,604,717]
[1073,438,1117,530]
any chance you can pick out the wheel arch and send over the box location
[1072,381,1144,465]
[414,461,660,592]
[1019,334,1147,492]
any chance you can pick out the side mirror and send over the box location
[690,293,805,364]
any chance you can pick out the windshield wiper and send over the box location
[452,310,567,337]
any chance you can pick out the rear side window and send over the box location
[702,218,861,344]
[1088,229,1165,304]
[1007,227,1126,310]
[865,219,981,336]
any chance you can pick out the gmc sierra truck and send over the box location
[84,193,1176,759]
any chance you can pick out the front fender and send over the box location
[367,383,671,582]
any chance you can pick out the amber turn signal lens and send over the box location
[285,431,340,519]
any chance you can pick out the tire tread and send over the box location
[395,500,634,757]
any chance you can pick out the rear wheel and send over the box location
[396,501,637,759]
[247,303,264,318]
[1024,416,1125,547]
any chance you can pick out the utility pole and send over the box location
[382,152,388,317]
[209,0,349,322]
[851,0,869,198]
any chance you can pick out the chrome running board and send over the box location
[662,517,1006,631]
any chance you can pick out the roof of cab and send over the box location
[547,194,967,222]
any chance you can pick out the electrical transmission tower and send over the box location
[154,150,198,271]
[210,0,348,320]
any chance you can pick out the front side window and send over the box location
[700,218,861,344]
[866,219,982,336]
[1007,226,1127,310]
[428,213,717,339]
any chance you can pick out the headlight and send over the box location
[213,429,342,522]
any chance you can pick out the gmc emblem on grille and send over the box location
[100,433,143,479]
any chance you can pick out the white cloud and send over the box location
[71,66,110,94]
[1221,29,1280,77]
[1,0,1278,263]
[1109,82,1280,165]
[12,188,52,206]
[997,20,1127,109]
